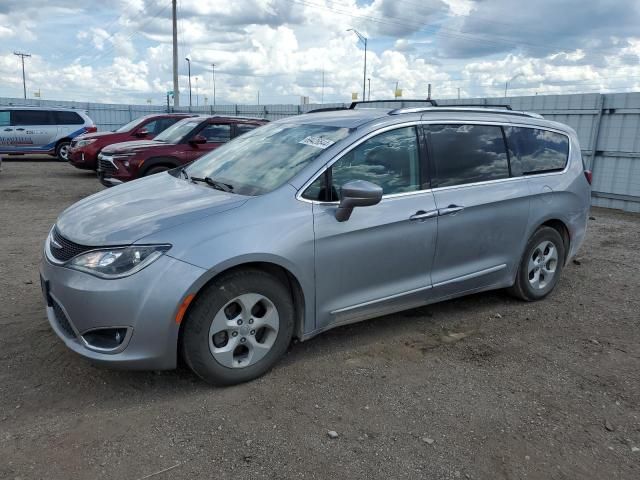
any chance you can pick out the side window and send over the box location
[234,124,258,137]
[0,111,9,127]
[199,124,231,143]
[155,117,180,133]
[52,111,84,125]
[332,126,421,198]
[426,124,509,188]
[11,110,52,126]
[143,120,159,134]
[504,127,569,176]
[302,126,422,201]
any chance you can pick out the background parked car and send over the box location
[0,107,96,161]
[68,113,193,171]
[97,115,268,186]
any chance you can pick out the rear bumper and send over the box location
[40,254,206,370]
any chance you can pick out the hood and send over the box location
[75,131,117,141]
[56,172,248,245]
[102,140,165,154]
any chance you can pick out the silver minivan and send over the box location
[0,106,95,160]
[40,102,591,385]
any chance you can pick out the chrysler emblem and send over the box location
[50,237,63,249]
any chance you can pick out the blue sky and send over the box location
[1,0,639,105]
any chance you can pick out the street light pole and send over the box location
[211,63,216,107]
[347,28,367,101]
[367,77,371,101]
[14,52,31,99]
[185,57,192,107]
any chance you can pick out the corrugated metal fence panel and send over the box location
[2,93,640,212]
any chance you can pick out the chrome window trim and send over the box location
[296,120,573,204]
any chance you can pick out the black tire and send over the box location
[144,165,171,176]
[55,141,71,161]
[508,226,565,301]
[181,269,295,386]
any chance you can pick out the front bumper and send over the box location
[68,148,98,170]
[40,253,206,370]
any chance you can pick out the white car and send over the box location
[0,107,96,161]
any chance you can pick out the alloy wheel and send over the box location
[527,240,558,290]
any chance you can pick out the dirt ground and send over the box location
[1,160,639,480]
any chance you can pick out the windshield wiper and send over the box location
[180,167,190,180]
[190,176,234,192]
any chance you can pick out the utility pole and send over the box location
[171,0,179,106]
[14,52,31,99]
[367,78,371,101]
[427,83,432,100]
[185,57,192,107]
[211,63,216,107]
[195,76,199,107]
[257,90,260,105]
[347,29,367,101]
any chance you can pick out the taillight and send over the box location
[584,170,593,185]
[85,126,98,133]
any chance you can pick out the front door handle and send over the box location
[409,210,438,221]
[3,128,12,131]
[15,128,25,131]
[438,205,465,216]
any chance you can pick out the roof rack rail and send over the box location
[441,103,513,110]
[307,106,349,113]
[349,99,438,109]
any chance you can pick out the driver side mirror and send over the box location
[335,180,383,222]
[134,128,149,137]
[189,134,207,146]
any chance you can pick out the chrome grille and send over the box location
[49,227,92,262]
[98,158,118,175]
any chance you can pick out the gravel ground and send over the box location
[1,160,639,480]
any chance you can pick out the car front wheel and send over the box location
[181,269,295,386]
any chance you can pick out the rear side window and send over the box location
[504,127,569,176]
[199,124,231,143]
[234,124,259,137]
[53,111,84,125]
[425,124,509,188]
[0,111,9,127]
[11,110,52,125]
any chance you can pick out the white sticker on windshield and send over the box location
[299,135,335,149]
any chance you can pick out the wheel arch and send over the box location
[140,156,181,176]
[178,260,307,346]
[539,218,571,264]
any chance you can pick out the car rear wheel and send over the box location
[55,141,71,161]
[508,226,565,301]
[181,269,295,386]
[144,165,171,176]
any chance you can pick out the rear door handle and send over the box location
[3,128,12,131]
[438,205,465,216]
[409,210,438,221]
[15,128,25,131]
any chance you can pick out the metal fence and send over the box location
[2,93,639,212]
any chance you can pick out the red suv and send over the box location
[97,116,268,187]
[68,113,192,171]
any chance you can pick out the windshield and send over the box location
[186,122,352,196]
[115,116,149,133]
[154,119,202,143]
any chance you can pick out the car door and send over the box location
[303,125,438,330]
[10,110,55,150]
[423,122,531,298]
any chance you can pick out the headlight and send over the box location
[68,245,171,279]
[75,139,97,148]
